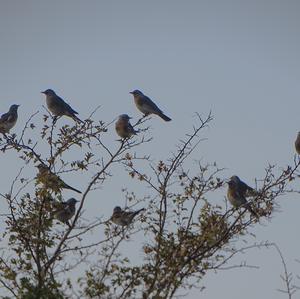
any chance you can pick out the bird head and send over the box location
[113,206,122,213]
[9,104,20,112]
[41,89,56,96]
[229,175,240,183]
[227,175,240,187]
[129,90,143,97]
[67,198,79,206]
[118,114,132,121]
[227,179,235,188]
[36,163,49,171]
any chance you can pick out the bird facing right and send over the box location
[130,90,171,122]
[227,175,258,218]
[111,206,145,226]
[0,104,20,134]
[295,132,300,155]
[115,114,137,139]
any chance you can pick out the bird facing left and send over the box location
[36,164,82,194]
[115,114,138,139]
[41,89,83,123]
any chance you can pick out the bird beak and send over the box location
[129,91,134,94]
[41,91,46,94]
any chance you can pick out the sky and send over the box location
[1,0,300,298]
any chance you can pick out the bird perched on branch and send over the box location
[41,89,83,123]
[295,132,300,155]
[36,164,82,194]
[227,175,258,218]
[52,198,78,224]
[115,114,137,139]
[130,90,171,122]
[111,206,145,226]
[0,104,20,134]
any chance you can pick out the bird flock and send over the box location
[0,88,298,226]
[0,89,172,227]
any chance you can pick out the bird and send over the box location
[295,132,300,155]
[52,198,78,224]
[227,175,258,217]
[41,89,83,123]
[110,206,145,226]
[0,104,20,134]
[130,90,171,122]
[115,114,137,139]
[36,164,82,194]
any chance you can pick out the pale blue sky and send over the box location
[1,1,300,298]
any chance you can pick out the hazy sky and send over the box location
[1,1,300,298]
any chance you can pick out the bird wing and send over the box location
[127,122,137,134]
[237,192,247,204]
[60,202,72,213]
[124,209,143,222]
[55,95,79,115]
[56,175,70,188]
[238,181,254,195]
[111,211,125,225]
[52,201,67,213]
[0,112,13,123]
[122,211,133,218]
[64,102,79,115]
[143,95,163,114]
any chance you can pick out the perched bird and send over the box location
[41,89,83,123]
[36,164,82,194]
[130,90,171,122]
[111,206,145,226]
[227,175,258,217]
[0,104,20,134]
[295,132,300,155]
[115,114,137,139]
[53,198,78,224]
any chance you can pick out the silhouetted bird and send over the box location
[36,164,82,194]
[295,132,300,155]
[227,175,258,217]
[130,90,171,121]
[111,206,145,226]
[53,198,78,224]
[41,89,83,123]
[115,114,137,139]
[0,104,20,134]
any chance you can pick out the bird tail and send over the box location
[64,183,82,194]
[71,114,84,124]
[246,204,259,218]
[66,221,72,228]
[133,208,145,218]
[158,112,171,122]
